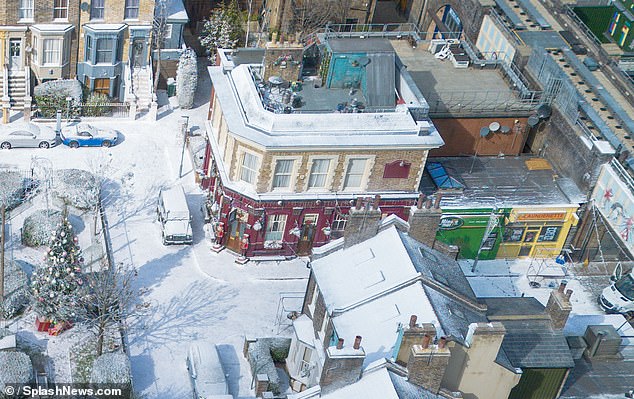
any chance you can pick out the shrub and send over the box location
[22,210,63,247]
[53,169,99,210]
[34,79,83,118]
[0,352,33,392]
[83,92,112,117]
[90,352,132,385]
[176,48,198,109]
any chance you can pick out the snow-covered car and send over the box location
[60,123,118,148]
[0,123,57,149]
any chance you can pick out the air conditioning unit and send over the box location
[584,325,621,358]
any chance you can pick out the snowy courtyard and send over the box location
[1,80,309,399]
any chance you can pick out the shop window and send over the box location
[265,214,287,242]
[94,78,110,95]
[481,232,498,251]
[503,226,524,242]
[538,226,561,242]
[523,230,538,243]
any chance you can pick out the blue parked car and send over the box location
[61,123,118,148]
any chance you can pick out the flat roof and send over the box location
[390,40,530,115]
[327,38,396,53]
[419,156,586,208]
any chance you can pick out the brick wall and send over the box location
[396,322,437,366]
[545,288,572,330]
[301,271,317,317]
[408,205,442,248]
[319,347,365,395]
[407,344,451,394]
[312,290,326,335]
[415,0,486,42]
[343,205,381,248]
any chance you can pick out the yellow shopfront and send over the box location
[497,207,579,259]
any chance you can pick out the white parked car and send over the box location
[0,123,57,149]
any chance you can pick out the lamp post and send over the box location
[178,115,189,178]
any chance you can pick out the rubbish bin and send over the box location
[167,78,176,97]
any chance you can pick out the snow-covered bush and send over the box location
[0,171,26,211]
[2,287,29,319]
[176,48,198,109]
[90,352,132,386]
[199,0,243,57]
[34,79,82,118]
[2,260,31,319]
[0,352,33,391]
[247,340,281,394]
[83,92,111,117]
[53,169,99,210]
[22,210,63,247]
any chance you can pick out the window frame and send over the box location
[53,0,69,19]
[42,38,62,66]
[269,156,301,192]
[90,0,105,20]
[265,214,287,242]
[340,155,375,192]
[18,0,34,21]
[238,148,261,185]
[305,155,338,191]
[124,0,140,20]
[31,35,38,64]
[96,38,114,64]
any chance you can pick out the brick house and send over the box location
[201,37,444,257]
[284,206,576,398]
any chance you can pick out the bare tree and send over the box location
[284,0,348,41]
[80,261,138,356]
[152,0,170,94]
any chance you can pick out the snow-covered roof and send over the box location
[83,24,126,32]
[320,366,400,399]
[30,24,73,33]
[208,65,444,149]
[311,227,420,312]
[163,0,188,22]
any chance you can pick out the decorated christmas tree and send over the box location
[31,217,84,323]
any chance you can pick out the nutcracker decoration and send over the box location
[236,234,250,264]
[212,222,225,252]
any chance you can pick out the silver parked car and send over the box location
[0,123,57,149]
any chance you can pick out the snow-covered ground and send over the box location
[1,66,309,399]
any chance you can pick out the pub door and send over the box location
[296,214,318,256]
[226,211,246,253]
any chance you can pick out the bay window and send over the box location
[43,39,62,65]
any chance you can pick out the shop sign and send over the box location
[516,212,566,221]
[439,216,464,230]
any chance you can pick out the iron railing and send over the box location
[32,102,131,120]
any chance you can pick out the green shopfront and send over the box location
[435,208,507,260]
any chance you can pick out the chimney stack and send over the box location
[353,336,362,350]
[421,334,431,349]
[336,338,344,349]
[407,195,442,248]
[438,337,447,349]
[407,340,451,394]
[546,283,573,329]
[416,194,425,209]
[395,322,437,366]
[343,197,382,248]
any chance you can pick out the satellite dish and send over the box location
[480,127,491,137]
[80,1,90,11]
[489,122,500,132]
[536,104,552,119]
[500,126,511,134]
[527,115,540,127]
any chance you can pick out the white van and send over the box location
[599,271,634,316]
[186,344,232,399]
[157,186,193,245]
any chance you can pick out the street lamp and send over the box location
[65,96,73,121]
[178,115,190,178]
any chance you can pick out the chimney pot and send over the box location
[438,337,447,349]
[425,199,432,209]
[416,194,425,209]
[565,289,573,299]
[558,280,568,293]
[409,315,418,328]
[433,194,442,209]
[336,338,344,349]
[353,335,362,350]
[355,197,363,210]
[422,334,431,349]
[372,195,381,210]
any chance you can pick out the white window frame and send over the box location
[42,38,62,66]
[164,24,173,40]
[305,155,338,191]
[90,0,105,20]
[124,0,140,20]
[332,214,348,232]
[265,214,287,242]
[19,0,34,21]
[269,156,301,192]
[339,155,375,192]
[237,147,261,185]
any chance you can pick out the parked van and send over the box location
[157,186,193,245]
[186,344,231,399]
[599,271,634,315]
